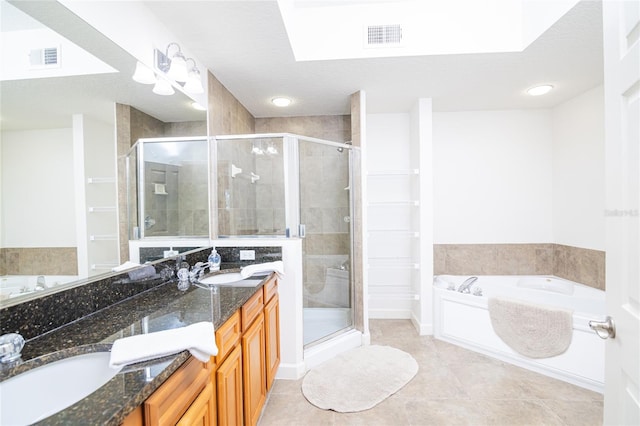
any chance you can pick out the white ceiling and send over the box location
[1,0,603,131]
[143,0,603,116]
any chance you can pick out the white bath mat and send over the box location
[301,345,418,412]
[488,297,573,358]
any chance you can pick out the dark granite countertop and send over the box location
[0,271,270,425]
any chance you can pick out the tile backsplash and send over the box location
[434,243,605,290]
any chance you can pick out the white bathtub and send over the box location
[0,275,78,300]
[433,275,606,393]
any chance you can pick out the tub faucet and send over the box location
[457,276,478,293]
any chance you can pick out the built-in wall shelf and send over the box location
[368,230,419,237]
[367,169,419,176]
[91,263,118,270]
[90,234,118,241]
[87,177,116,184]
[368,200,419,207]
[88,206,117,213]
[369,293,420,300]
[367,262,420,269]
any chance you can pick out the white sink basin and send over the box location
[0,351,120,425]
[198,272,263,286]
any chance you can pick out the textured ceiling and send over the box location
[1,0,603,130]
[144,0,603,116]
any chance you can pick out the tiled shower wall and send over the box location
[255,115,353,307]
[116,104,206,262]
[216,138,285,236]
[0,247,78,275]
[144,161,209,238]
[434,243,606,290]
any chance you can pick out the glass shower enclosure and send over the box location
[127,137,209,240]
[215,134,354,346]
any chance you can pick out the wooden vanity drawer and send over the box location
[144,356,209,426]
[216,311,241,364]
[241,289,264,332]
[263,274,278,303]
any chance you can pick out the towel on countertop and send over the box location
[240,261,284,279]
[488,297,573,359]
[109,322,217,368]
[112,261,140,272]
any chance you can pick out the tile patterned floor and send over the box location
[259,319,603,426]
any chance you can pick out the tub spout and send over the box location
[458,276,478,293]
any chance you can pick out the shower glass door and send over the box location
[298,138,353,346]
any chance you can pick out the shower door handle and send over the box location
[589,316,616,339]
[299,224,306,238]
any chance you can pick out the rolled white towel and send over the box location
[109,322,217,368]
[240,261,284,279]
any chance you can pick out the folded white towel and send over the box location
[240,261,284,279]
[109,322,217,368]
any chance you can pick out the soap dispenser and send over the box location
[208,248,221,271]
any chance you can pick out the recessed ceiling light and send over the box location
[191,102,206,111]
[272,97,291,107]
[527,85,553,96]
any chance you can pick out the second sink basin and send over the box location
[0,351,120,425]
[198,272,265,286]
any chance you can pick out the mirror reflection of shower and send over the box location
[127,137,209,239]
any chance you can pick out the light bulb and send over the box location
[527,85,553,96]
[271,97,291,107]
[167,52,188,82]
[153,78,175,96]
[132,62,156,84]
[183,70,204,94]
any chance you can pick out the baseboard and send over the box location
[303,330,362,371]
[410,313,433,336]
[274,361,306,380]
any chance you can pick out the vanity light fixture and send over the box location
[164,42,189,83]
[527,85,553,96]
[152,45,204,95]
[152,77,175,96]
[132,61,156,84]
[272,97,291,107]
[183,59,204,94]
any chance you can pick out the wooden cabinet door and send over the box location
[176,382,216,426]
[216,344,243,426]
[241,313,266,426]
[264,294,280,391]
[144,357,210,426]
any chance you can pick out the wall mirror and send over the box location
[0,0,207,306]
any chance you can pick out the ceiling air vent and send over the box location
[29,46,61,69]
[365,24,403,48]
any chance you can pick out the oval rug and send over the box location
[301,345,418,412]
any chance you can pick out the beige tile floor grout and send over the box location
[259,319,603,426]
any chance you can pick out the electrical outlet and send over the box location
[239,250,256,260]
[163,250,179,258]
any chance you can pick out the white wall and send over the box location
[432,109,553,243]
[1,128,76,247]
[551,85,605,250]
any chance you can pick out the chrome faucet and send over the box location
[457,276,478,294]
[189,262,211,282]
[0,333,25,363]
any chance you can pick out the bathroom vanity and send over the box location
[0,268,279,425]
[123,273,279,426]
